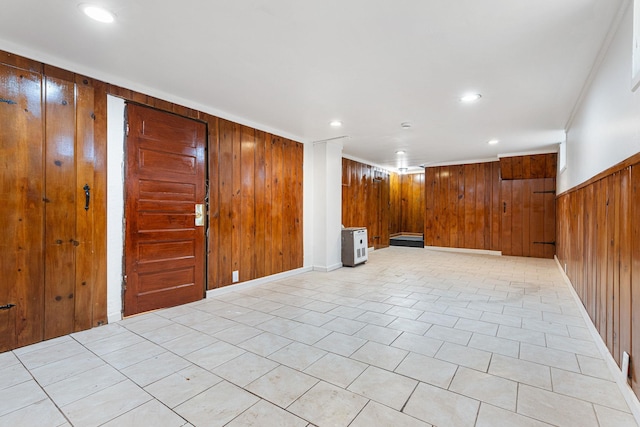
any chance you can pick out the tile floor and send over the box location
[1,247,638,427]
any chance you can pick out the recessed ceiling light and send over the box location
[398,167,408,174]
[400,122,412,129]
[329,120,343,127]
[460,93,482,103]
[80,4,115,23]
[488,139,499,145]
[395,150,405,155]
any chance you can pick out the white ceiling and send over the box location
[0,0,625,171]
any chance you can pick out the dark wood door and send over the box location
[124,104,206,316]
[501,178,556,258]
[0,63,45,352]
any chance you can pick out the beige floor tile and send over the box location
[489,354,552,389]
[542,312,588,327]
[517,384,599,427]
[45,364,126,406]
[30,352,104,387]
[594,404,639,427]
[392,332,443,357]
[445,306,483,320]
[404,382,479,427]
[189,316,240,335]
[468,333,520,357]
[226,399,307,427]
[417,312,459,327]
[246,365,318,408]
[395,352,458,388]
[12,335,73,356]
[213,324,263,345]
[435,342,492,372]
[294,311,335,326]
[231,310,276,327]
[385,306,423,320]
[387,318,432,335]
[62,380,152,427]
[454,318,499,336]
[122,351,191,387]
[83,331,146,356]
[122,314,174,334]
[354,324,402,345]
[70,323,128,345]
[144,365,222,408]
[303,300,339,313]
[0,362,33,391]
[449,367,517,411]
[0,380,49,417]
[161,330,218,356]
[270,305,312,320]
[519,343,580,372]
[174,380,259,427]
[566,325,592,340]
[576,354,613,380]
[288,381,368,426]
[101,399,187,427]
[351,341,408,371]
[497,325,546,346]
[0,351,19,369]
[213,352,279,387]
[184,341,245,371]
[546,334,600,357]
[322,317,367,334]
[0,398,67,427]
[258,317,303,335]
[314,332,367,357]
[425,325,472,345]
[303,353,368,388]
[476,402,552,427]
[502,306,544,320]
[282,324,332,345]
[480,312,522,328]
[140,323,194,344]
[17,340,87,370]
[350,401,431,427]
[347,366,417,410]
[101,340,166,369]
[268,342,327,370]
[355,311,397,326]
[521,318,569,337]
[551,368,629,411]
[237,332,293,357]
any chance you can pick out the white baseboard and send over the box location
[424,246,502,256]
[312,263,343,273]
[206,266,313,298]
[107,312,122,323]
[554,256,640,424]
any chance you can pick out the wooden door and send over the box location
[124,104,206,316]
[501,178,556,258]
[0,63,45,352]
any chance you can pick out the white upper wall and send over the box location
[559,2,640,193]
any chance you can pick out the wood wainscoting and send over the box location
[342,158,390,249]
[556,153,640,395]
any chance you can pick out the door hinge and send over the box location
[0,303,16,310]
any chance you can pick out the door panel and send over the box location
[501,178,556,258]
[124,104,206,316]
[0,64,45,351]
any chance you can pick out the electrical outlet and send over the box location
[232,270,239,283]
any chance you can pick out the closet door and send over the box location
[0,63,45,351]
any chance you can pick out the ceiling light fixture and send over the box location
[329,120,343,127]
[400,122,412,129]
[460,93,482,103]
[395,150,405,155]
[398,167,408,174]
[487,139,499,145]
[80,4,115,23]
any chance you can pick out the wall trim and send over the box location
[556,151,640,198]
[424,246,502,256]
[313,263,343,273]
[554,255,640,424]
[497,147,559,158]
[205,266,313,298]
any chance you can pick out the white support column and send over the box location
[310,140,343,272]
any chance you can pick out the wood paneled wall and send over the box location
[389,173,401,235]
[342,158,390,248]
[105,90,305,290]
[424,162,501,250]
[500,153,557,180]
[395,173,425,234]
[0,51,107,351]
[556,153,640,395]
